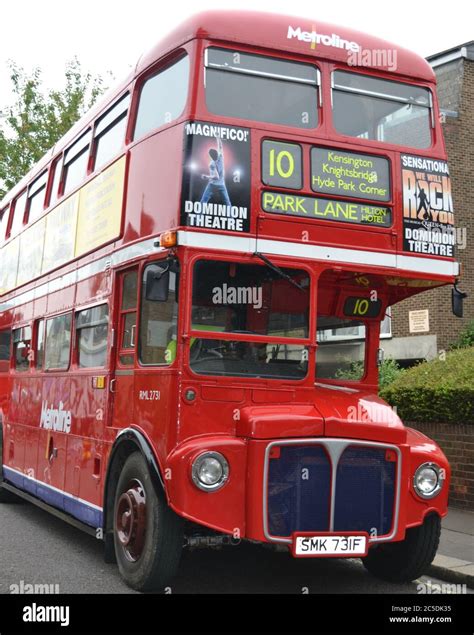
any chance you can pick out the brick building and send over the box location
[386,42,474,363]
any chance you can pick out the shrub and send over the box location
[450,320,474,350]
[335,358,404,389]
[380,347,474,424]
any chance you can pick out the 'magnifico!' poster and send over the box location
[181,121,251,233]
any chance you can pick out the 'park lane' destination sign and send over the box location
[311,147,391,202]
[262,191,391,227]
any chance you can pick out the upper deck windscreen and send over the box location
[205,48,319,129]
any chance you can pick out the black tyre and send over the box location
[113,452,183,592]
[362,513,441,583]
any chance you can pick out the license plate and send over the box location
[292,532,368,558]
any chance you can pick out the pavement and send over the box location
[430,507,474,587]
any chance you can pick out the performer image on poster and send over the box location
[200,137,232,206]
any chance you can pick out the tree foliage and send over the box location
[0,58,109,200]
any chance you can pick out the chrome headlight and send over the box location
[192,452,229,492]
[413,462,444,499]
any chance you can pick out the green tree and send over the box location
[0,58,109,200]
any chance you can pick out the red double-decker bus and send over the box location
[0,11,460,591]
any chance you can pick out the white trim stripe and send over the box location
[0,237,165,311]
[177,230,460,277]
[0,230,459,312]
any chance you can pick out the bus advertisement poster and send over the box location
[181,121,251,233]
[401,154,455,257]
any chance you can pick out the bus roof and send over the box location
[1,10,435,207]
[137,10,436,82]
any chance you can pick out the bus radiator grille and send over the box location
[267,444,396,539]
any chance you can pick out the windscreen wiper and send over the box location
[254,252,306,291]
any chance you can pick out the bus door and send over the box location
[134,260,180,455]
[110,268,138,429]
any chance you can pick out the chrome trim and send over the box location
[333,83,431,108]
[315,382,359,393]
[205,61,319,86]
[191,451,229,492]
[413,462,444,500]
[262,438,402,545]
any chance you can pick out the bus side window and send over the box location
[9,190,27,238]
[76,304,109,368]
[48,156,63,206]
[0,205,9,244]
[118,270,138,366]
[93,94,130,171]
[133,55,189,140]
[27,171,48,223]
[0,330,11,367]
[35,319,45,369]
[12,326,32,372]
[63,130,91,196]
[44,313,72,371]
[139,265,178,365]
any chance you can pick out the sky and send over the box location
[0,0,472,111]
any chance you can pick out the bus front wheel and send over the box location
[113,452,183,592]
[362,513,441,583]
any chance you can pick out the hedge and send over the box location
[380,347,474,424]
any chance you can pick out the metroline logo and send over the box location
[40,401,72,434]
[287,25,361,53]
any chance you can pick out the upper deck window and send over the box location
[205,48,319,129]
[63,130,91,195]
[94,93,130,170]
[134,55,189,140]
[9,190,27,237]
[0,205,9,244]
[332,71,432,149]
[27,171,48,222]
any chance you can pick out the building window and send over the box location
[76,304,109,368]
[134,55,189,140]
[44,313,72,370]
[94,94,130,170]
[0,330,11,361]
[332,71,432,149]
[13,326,32,372]
[63,131,91,195]
[205,48,319,129]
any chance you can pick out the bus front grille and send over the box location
[266,441,397,541]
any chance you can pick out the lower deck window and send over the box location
[76,305,109,368]
[13,326,32,372]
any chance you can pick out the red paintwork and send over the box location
[0,11,454,554]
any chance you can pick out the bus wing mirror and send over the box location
[145,264,170,302]
[452,284,467,318]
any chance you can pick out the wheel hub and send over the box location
[116,479,147,562]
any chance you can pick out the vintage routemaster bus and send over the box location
[0,11,461,591]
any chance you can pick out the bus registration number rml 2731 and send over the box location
[293,533,369,557]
